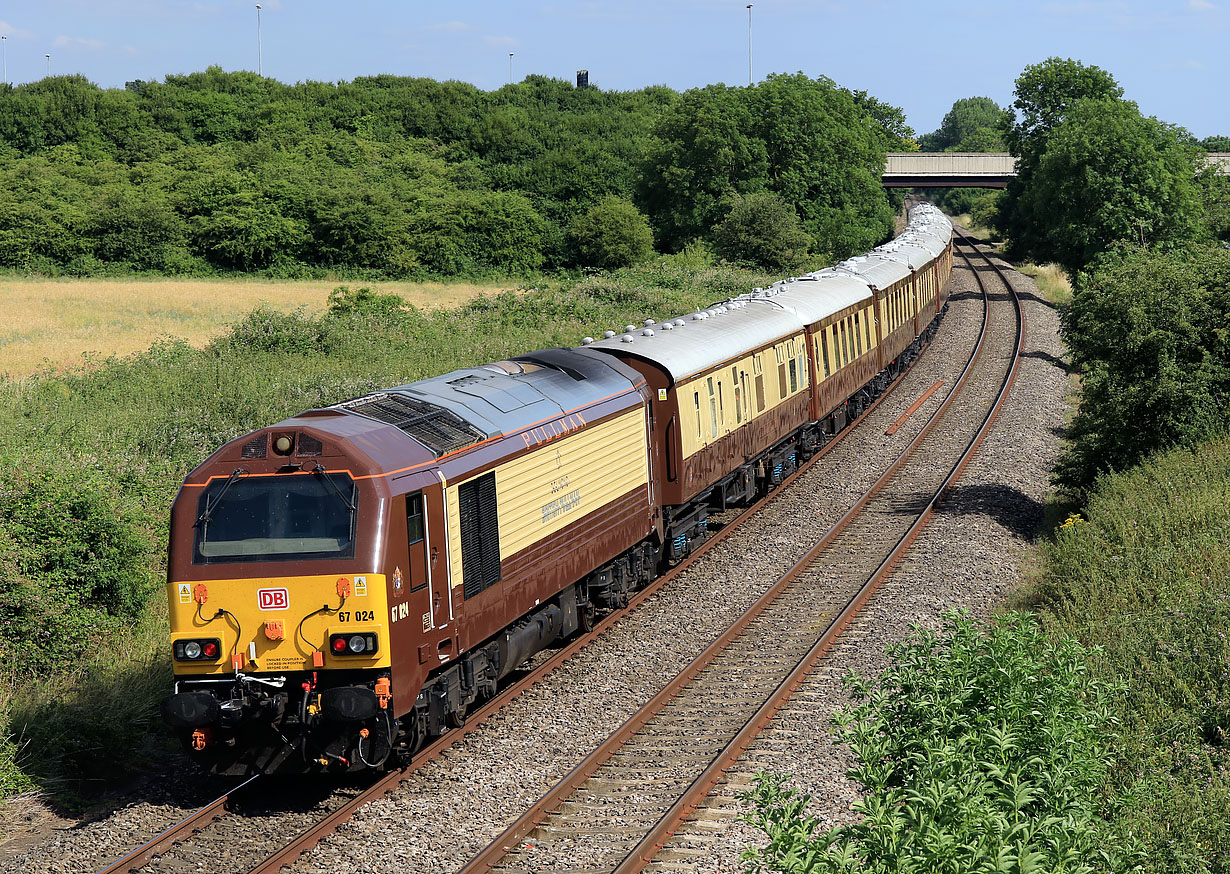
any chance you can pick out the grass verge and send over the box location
[1016,262,1073,307]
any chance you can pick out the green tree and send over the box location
[1056,244,1230,492]
[640,83,768,250]
[997,58,1124,258]
[1003,57,1123,156]
[1198,164,1230,243]
[712,193,810,271]
[1018,97,1201,274]
[642,74,895,259]
[568,195,655,269]
[919,96,1005,152]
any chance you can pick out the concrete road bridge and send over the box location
[882,152,1230,188]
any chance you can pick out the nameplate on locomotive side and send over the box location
[541,489,582,523]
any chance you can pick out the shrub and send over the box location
[210,304,328,356]
[1033,434,1230,871]
[713,193,811,272]
[0,457,157,676]
[1055,243,1230,493]
[568,195,655,269]
[740,612,1121,873]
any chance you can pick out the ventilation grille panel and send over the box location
[241,435,267,459]
[337,392,485,456]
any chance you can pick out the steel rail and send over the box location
[611,228,1024,873]
[241,304,951,873]
[93,774,261,874]
[457,235,1020,874]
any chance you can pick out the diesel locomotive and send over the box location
[160,204,953,775]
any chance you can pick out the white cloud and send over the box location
[1186,58,1207,69]
[53,35,106,50]
[1189,0,1217,10]
[483,34,518,49]
[0,20,35,39]
[427,20,470,33]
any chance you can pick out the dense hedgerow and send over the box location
[1031,434,1230,872]
[1056,243,1230,494]
[740,612,1123,874]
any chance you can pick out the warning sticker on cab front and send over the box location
[257,588,289,611]
[178,583,192,603]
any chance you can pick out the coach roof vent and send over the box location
[335,392,485,456]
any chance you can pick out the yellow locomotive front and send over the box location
[161,415,414,775]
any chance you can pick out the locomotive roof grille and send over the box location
[336,391,485,455]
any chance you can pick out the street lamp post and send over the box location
[45,53,50,77]
[509,52,514,85]
[255,4,262,76]
[746,4,753,86]
[2,36,7,87]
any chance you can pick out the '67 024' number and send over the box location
[337,610,375,622]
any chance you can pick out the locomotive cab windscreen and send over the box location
[193,470,358,564]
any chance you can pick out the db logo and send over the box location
[257,588,289,611]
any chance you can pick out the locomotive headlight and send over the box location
[328,632,378,656]
[173,637,222,661]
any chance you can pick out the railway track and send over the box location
[94,276,950,874]
[451,230,1022,874]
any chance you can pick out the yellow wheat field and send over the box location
[0,277,511,378]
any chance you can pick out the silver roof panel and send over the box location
[585,300,805,383]
[584,205,952,382]
[740,272,874,324]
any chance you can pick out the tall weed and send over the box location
[740,612,1124,873]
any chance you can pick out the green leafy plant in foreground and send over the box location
[740,612,1128,873]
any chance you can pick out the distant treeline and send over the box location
[0,69,911,277]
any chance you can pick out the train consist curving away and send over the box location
[161,205,954,774]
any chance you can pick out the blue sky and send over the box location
[1,1,1226,139]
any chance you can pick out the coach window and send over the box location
[694,391,702,440]
[753,355,766,412]
[839,321,849,367]
[707,377,718,438]
[777,361,788,399]
[819,332,831,379]
[853,313,863,357]
[788,358,798,394]
[731,367,742,424]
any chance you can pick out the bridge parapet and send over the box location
[882,152,1015,188]
[884,152,1230,188]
